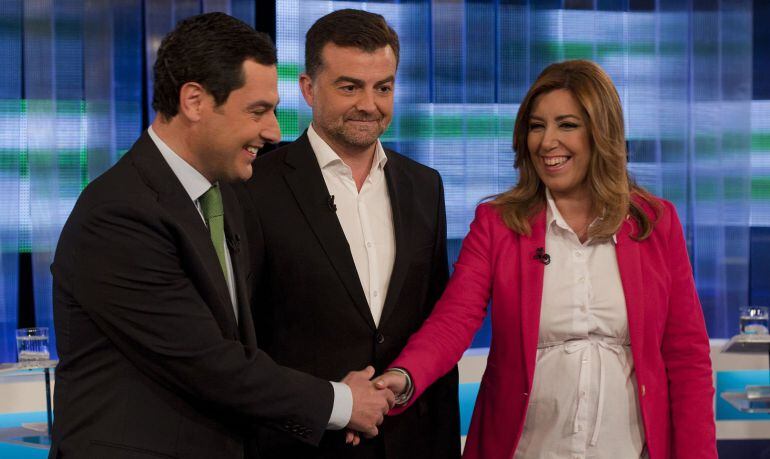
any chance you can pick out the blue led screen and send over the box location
[0,0,762,361]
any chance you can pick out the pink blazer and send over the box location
[391,199,716,459]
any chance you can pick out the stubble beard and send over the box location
[329,116,389,151]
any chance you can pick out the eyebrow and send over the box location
[245,99,280,112]
[334,75,395,86]
[529,114,581,121]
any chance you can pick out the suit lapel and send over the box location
[131,132,239,338]
[377,156,414,328]
[519,210,547,387]
[615,219,645,363]
[222,184,256,347]
[282,133,375,329]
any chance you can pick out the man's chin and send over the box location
[221,166,252,183]
[339,131,383,149]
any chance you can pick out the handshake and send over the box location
[341,366,409,446]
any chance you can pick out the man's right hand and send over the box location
[342,366,394,438]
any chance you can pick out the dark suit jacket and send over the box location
[50,132,333,459]
[236,132,460,459]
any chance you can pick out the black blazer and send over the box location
[50,132,333,459]
[237,132,460,459]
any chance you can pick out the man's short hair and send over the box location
[304,9,400,79]
[152,12,277,118]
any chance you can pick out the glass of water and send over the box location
[16,327,50,366]
[739,307,769,335]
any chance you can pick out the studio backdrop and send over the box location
[0,0,756,361]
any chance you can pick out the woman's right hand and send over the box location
[374,370,408,395]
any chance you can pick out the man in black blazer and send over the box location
[237,9,460,459]
[50,13,392,459]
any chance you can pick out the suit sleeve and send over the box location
[659,201,717,458]
[70,199,333,445]
[390,204,495,411]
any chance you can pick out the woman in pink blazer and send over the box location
[376,60,716,458]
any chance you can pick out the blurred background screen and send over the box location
[0,0,765,360]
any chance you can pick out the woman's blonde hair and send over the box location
[491,59,658,240]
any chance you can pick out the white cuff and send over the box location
[326,381,353,430]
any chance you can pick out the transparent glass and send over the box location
[739,307,769,335]
[15,327,50,364]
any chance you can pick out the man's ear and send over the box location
[298,73,315,108]
[178,82,207,122]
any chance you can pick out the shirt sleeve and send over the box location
[326,381,353,429]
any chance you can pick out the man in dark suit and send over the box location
[237,9,460,459]
[50,13,393,459]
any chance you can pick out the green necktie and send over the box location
[200,184,229,285]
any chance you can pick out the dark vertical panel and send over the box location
[0,0,22,362]
[498,0,529,104]
[432,0,464,103]
[113,0,143,152]
[754,1,770,99]
[144,0,174,123]
[253,0,275,40]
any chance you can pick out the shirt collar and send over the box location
[307,123,388,174]
[148,126,213,202]
[545,188,617,244]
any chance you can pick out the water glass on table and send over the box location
[16,327,50,366]
[739,307,769,335]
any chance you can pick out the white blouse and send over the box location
[514,190,646,459]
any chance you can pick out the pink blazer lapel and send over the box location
[615,219,646,365]
[519,210,547,386]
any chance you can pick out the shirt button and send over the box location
[577,276,585,282]
[580,391,586,398]
[373,291,378,298]
[366,242,373,248]
[575,250,583,257]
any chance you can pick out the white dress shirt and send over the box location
[147,127,352,430]
[307,124,396,327]
[514,189,646,459]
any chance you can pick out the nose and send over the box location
[355,88,377,114]
[542,125,560,151]
[261,111,281,144]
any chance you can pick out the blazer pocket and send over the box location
[87,440,178,459]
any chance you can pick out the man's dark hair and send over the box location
[152,12,277,118]
[305,9,400,79]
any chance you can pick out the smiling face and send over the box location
[527,88,592,201]
[299,43,396,157]
[193,59,281,182]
